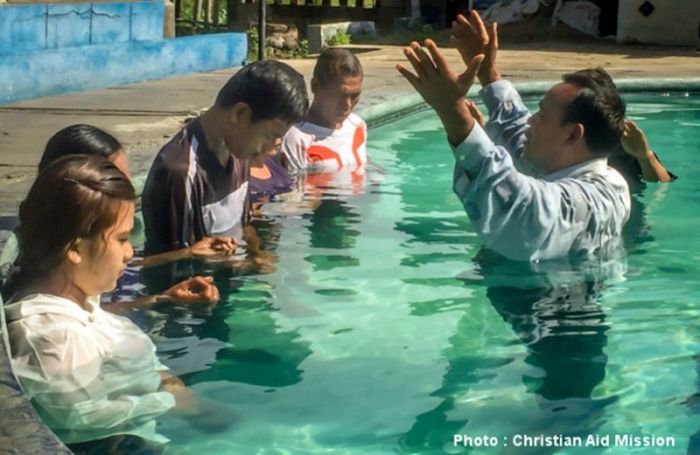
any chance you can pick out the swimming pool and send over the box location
[121,91,700,453]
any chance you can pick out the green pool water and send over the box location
[149,92,700,454]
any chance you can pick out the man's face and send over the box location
[228,114,290,161]
[311,74,363,128]
[524,82,579,172]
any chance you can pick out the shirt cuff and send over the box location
[479,79,517,114]
[451,123,495,177]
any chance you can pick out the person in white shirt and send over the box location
[4,156,219,451]
[281,47,367,173]
[396,11,630,261]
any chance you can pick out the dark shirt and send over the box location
[249,157,294,204]
[142,119,250,255]
[608,151,677,192]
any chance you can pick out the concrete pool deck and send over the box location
[0,41,698,218]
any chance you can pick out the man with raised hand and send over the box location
[396,11,630,262]
[453,11,673,185]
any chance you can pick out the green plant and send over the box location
[246,26,274,62]
[286,39,310,59]
[326,28,352,47]
[247,26,259,62]
[412,24,434,43]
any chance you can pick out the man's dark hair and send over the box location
[313,48,363,86]
[40,124,122,172]
[215,60,309,124]
[561,67,626,156]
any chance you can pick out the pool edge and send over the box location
[360,77,700,129]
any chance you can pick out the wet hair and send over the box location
[39,124,123,172]
[215,60,309,124]
[561,68,626,156]
[312,48,363,86]
[15,155,136,293]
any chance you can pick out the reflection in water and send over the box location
[108,217,312,390]
[400,249,626,453]
[478,253,611,403]
[307,197,361,250]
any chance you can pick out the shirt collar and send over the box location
[5,293,101,325]
[543,157,608,181]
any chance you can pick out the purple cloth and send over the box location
[249,157,293,203]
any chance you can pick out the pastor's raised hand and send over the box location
[450,11,500,86]
[397,39,483,145]
[397,40,482,112]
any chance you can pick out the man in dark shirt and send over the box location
[142,61,309,255]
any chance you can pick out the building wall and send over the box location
[0,1,247,104]
[618,0,699,46]
[0,1,164,53]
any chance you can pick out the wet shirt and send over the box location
[0,229,18,299]
[5,293,174,444]
[451,80,631,261]
[142,119,250,254]
[249,157,294,204]
[280,113,367,172]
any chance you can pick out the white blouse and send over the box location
[4,293,175,444]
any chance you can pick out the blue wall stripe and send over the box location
[0,33,247,105]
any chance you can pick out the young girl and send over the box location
[4,156,203,451]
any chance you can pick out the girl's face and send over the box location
[109,149,130,178]
[72,201,135,297]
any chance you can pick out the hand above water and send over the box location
[397,39,483,146]
[621,119,651,160]
[450,10,501,87]
[466,100,486,128]
[620,119,673,183]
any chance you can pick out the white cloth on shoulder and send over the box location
[4,293,175,444]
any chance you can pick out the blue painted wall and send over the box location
[0,34,247,104]
[0,1,247,104]
[0,1,165,53]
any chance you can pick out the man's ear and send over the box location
[66,240,82,265]
[230,102,252,125]
[567,123,585,146]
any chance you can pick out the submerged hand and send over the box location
[162,276,220,304]
[190,236,237,257]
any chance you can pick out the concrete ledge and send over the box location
[359,78,700,128]
[0,33,247,105]
[307,21,375,54]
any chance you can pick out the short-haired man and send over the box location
[142,60,309,254]
[397,12,631,261]
[281,48,366,173]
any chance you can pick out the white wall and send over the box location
[618,0,699,46]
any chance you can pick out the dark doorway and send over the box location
[594,0,619,36]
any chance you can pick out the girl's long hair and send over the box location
[13,155,136,296]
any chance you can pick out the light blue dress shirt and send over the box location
[451,80,631,261]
